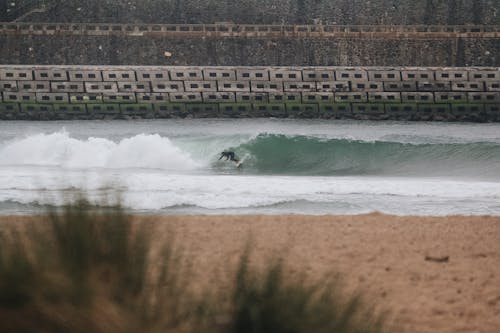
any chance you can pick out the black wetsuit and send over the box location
[219,151,239,162]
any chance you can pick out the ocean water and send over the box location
[1,119,500,216]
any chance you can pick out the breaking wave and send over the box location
[229,134,500,177]
[0,131,200,171]
[2,131,500,178]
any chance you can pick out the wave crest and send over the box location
[0,131,200,170]
[231,134,500,177]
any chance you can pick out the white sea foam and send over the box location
[1,167,499,215]
[1,121,500,216]
[0,131,200,170]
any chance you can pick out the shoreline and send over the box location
[1,213,499,332]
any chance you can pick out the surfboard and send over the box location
[234,154,249,168]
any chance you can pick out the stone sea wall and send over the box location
[4,0,498,25]
[0,33,498,67]
[1,65,498,122]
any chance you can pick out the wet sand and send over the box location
[2,213,500,333]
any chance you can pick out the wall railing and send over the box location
[1,23,498,38]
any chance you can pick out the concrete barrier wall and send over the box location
[0,65,499,121]
[1,35,498,68]
[3,1,499,26]
[1,23,498,38]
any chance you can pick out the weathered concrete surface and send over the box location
[1,35,498,67]
[1,23,498,39]
[4,0,499,25]
[1,65,498,122]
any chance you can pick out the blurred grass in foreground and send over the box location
[0,199,389,333]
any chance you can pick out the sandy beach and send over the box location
[2,213,499,333]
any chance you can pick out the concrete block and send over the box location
[70,93,103,103]
[469,70,499,81]
[485,104,500,113]
[269,92,301,103]
[68,70,102,81]
[352,81,383,92]
[117,82,151,93]
[2,92,36,103]
[136,93,169,103]
[236,68,269,81]
[451,104,484,113]
[302,92,334,104]
[302,69,335,82]
[219,103,253,117]
[468,92,499,103]
[203,68,236,80]
[154,103,187,118]
[102,70,136,81]
[417,104,451,113]
[85,82,118,93]
[383,81,417,91]
[486,82,500,92]
[36,92,69,103]
[236,92,269,103]
[169,92,203,103]
[335,69,368,82]
[202,92,236,103]
[286,104,319,118]
[20,104,54,113]
[368,92,401,103]
[102,93,136,103]
[334,92,368,103]
[0,81,17,92]
[185,103,220,118]
[316,81,350,92]
[435,70,468,82]
[418,81,451,91]
[368,70,401,81]
[283,82,316,92]
[218,81,250,92]
[251,81,283,92]
[401,70,434,81]
[120,104,154,115]
[87,104,120,114]
[451,82,485,91]
[352,104,385,114]
[152,81,184,93]
[0,68,33,81]
[53,104,87,114]
[136,69,169,81]
[252,104,287,117]
[319,104,352,118]
[434,92,468,103]
[51,81,85,92]
[402,92,434,103]
[184,81,217,92]
[17,81,50,92]
[270,69,303,81]
[385,103,418,114]
[0,103,20,113]
[34,69,68,81]
[169,68,203,81]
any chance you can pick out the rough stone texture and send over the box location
[1,65,498,122]
[3,0,499,25]
[1,35,498,67]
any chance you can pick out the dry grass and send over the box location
[0,199,389,333]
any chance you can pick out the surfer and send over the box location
[219,151,239,163]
